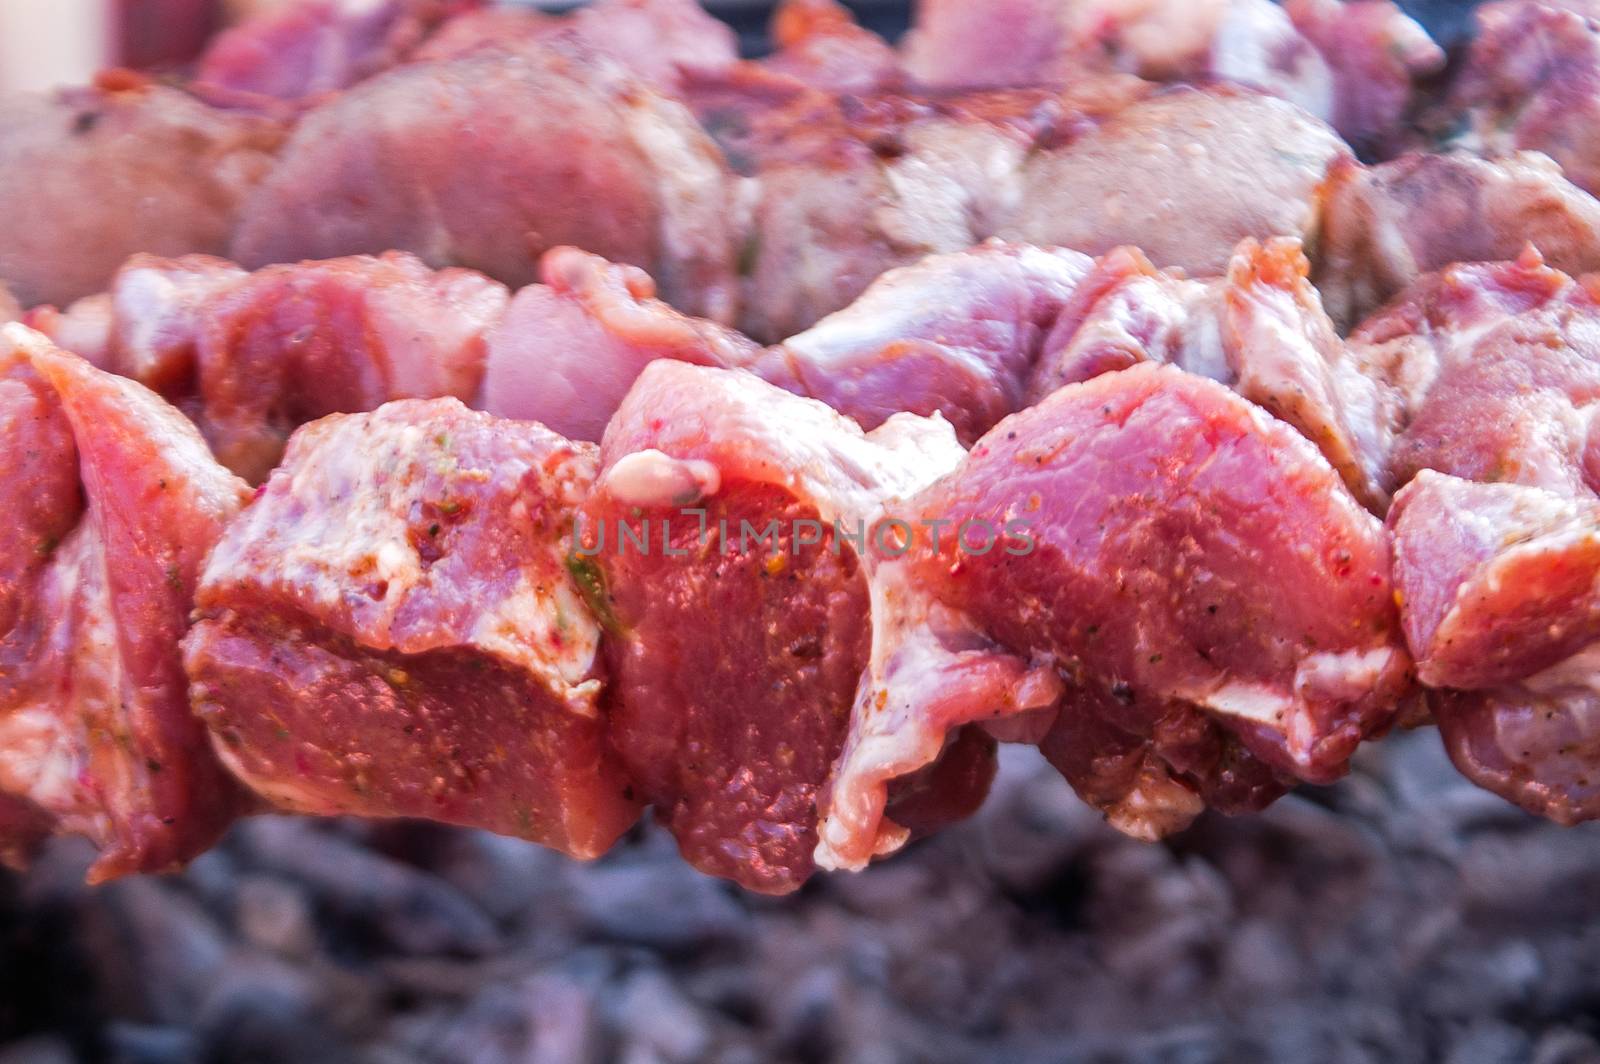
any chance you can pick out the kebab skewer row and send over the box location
[0,312,1406,894]
[9,224,1600,889]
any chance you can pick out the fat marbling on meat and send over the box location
[230,41,741,324]
[0,325,251,881]
[183,399,641,859]
[578,361,986,893]
[819,363,1411,868]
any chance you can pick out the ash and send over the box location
[3,734,1598,1064]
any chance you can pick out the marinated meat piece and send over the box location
[1282,0,1444,156]
[1443,0,1600,198]
[1026,247,1218,396]
[901,0,1076,89]
[0,74,283,308]
[195,0,478,102]
[998,88,1351,278]
[902,0,1322,96]
[764,0,904,93]
[1370,253,1600,822]
[1031,238,1400,510]
[27,255,247,383]
[1391,475,1600,823]
[755,241,1094,444]
[1433,670,1600,826]
[820,364,1410,865]
[902,0,1438,151]
[580,361,971,892]
[1360,253,1599,497]
[30,252,508,484]
[0,325,251,882]
[414,0,738,94]
[479,247,759,443]
[230,44,740,323]
[727,78,1148,341]
[183,400,641,858]
[181,253,505,483]
[89,255,247,388]
[1391,474,1600,692]
[1316,152,1600,330]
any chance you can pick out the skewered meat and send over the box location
[31,252,508,484]
[901,0,1440,152]
[1368,252,1600,821]
[755,240,1094,444]
[998,87,1350,277]
[903,0,1318,101]
[195,0,478,102]
[820,363,1411,866]
[1028,238,1399,510]
[1279,0,1444,156]
[229,43,740,323]
[479,247,759,443]
[414,0,738,94]
[0,74,283,309]
[40,237,1098,465]
[1315,152,1600,330]
[30,238,1100,482]
[183,399,642,859]
[710,79,1142,341]
[0,325,250,881]
[762,0,904,93]
[1442,0,1600,198]
[578,360,972,892]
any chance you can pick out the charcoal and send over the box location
[230,819,501,957]
[566,861,750,953]
[0,1037,74,1064]
[6,736,1600,1061]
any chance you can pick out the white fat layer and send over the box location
[1189,645,1400,769]
[1522,642,1600,697]
[469,573,605,698]
[816,558,1059,872]
[602,449,721,508]
[0,709,83,815]
[815,566,952,872]
[0,527,128,848]
[1103,772,1206,841]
